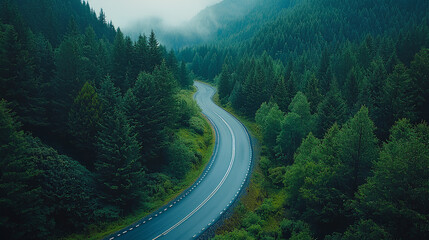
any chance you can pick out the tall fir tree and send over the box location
[317,48,331,93]
[380,63,417,137]
[218,63,231,102]
[271,76,291,112]
[354,120,429,239]
[410,48,429,121]
[68,82,102,167]
[305,74,322,113]
[316,80,347,137]
[337,106,378,194]
[95,106,143,213]
[178,61,191,88]
[148,30,162,72]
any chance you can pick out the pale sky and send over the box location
[85,0,222,28]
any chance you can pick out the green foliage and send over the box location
[304,74,322,113]
[0,23,47,129]
[213,229,256,240]
[282,107,378,237]
[98,75,121,116]
[255,102,284,152]
[0,0,197,238]
[280,219,314,240]
[165,137,195,179]
[382,64,418,122]
[316,81,347,137]
[0,101,100,239]
[354,120,429,239]
[68,82,102,167]
[218,64,232,102]
[148,30,163,72]
[333,219,392,240]
[410,48,429,120]
[276,92,315,162]
[337,106,378,193]
[95,106,143,214]
[125,65,178,167]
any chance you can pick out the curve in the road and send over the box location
[104,81,253,240]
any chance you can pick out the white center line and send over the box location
[152,111,236,240]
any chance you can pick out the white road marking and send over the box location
[152,111,236,240]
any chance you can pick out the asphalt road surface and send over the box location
[104,81,253,240]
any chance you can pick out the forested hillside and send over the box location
[0,0,206,239]
[135,0,294,49]
[175,0,429,239]
[1,0,428,239]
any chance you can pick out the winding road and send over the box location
[104,82,253,240]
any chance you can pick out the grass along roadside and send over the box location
[209,86,285,238]
[61,87,215,240]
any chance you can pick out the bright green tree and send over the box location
[276,92,314,162]
[337,106,378,194]
[256,102,284,153]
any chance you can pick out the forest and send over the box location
[1,0,428,239]
[0,0,209,239]
[178,0,428,239]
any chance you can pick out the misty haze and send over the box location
[0,0,428,240]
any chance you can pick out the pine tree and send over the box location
[410,48,429,121]
[98,75,121,116]
[178,61,191,88]
[0,23,46,129]
[380,63,417,136]
[272,76,291,112]
[126,72,165,167]
[256,102,284,154]
[0,100,47,239]
[111,28,128,91]
[355,120,429,239]
[317,48,331,93]
[95,107,143,213]
[344,67,361,108]
[218,64,231,101]
[148,30,162,72]
[50,33,84,135]
[276,92,314,162]
[367,57,387,131]
[316,81,347,137]
[152,61,178,126]
[68,82,102,167]
[98,9,106,25]
[338,106,378,194]
[135,34,149,73]
[305,74,322,113]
